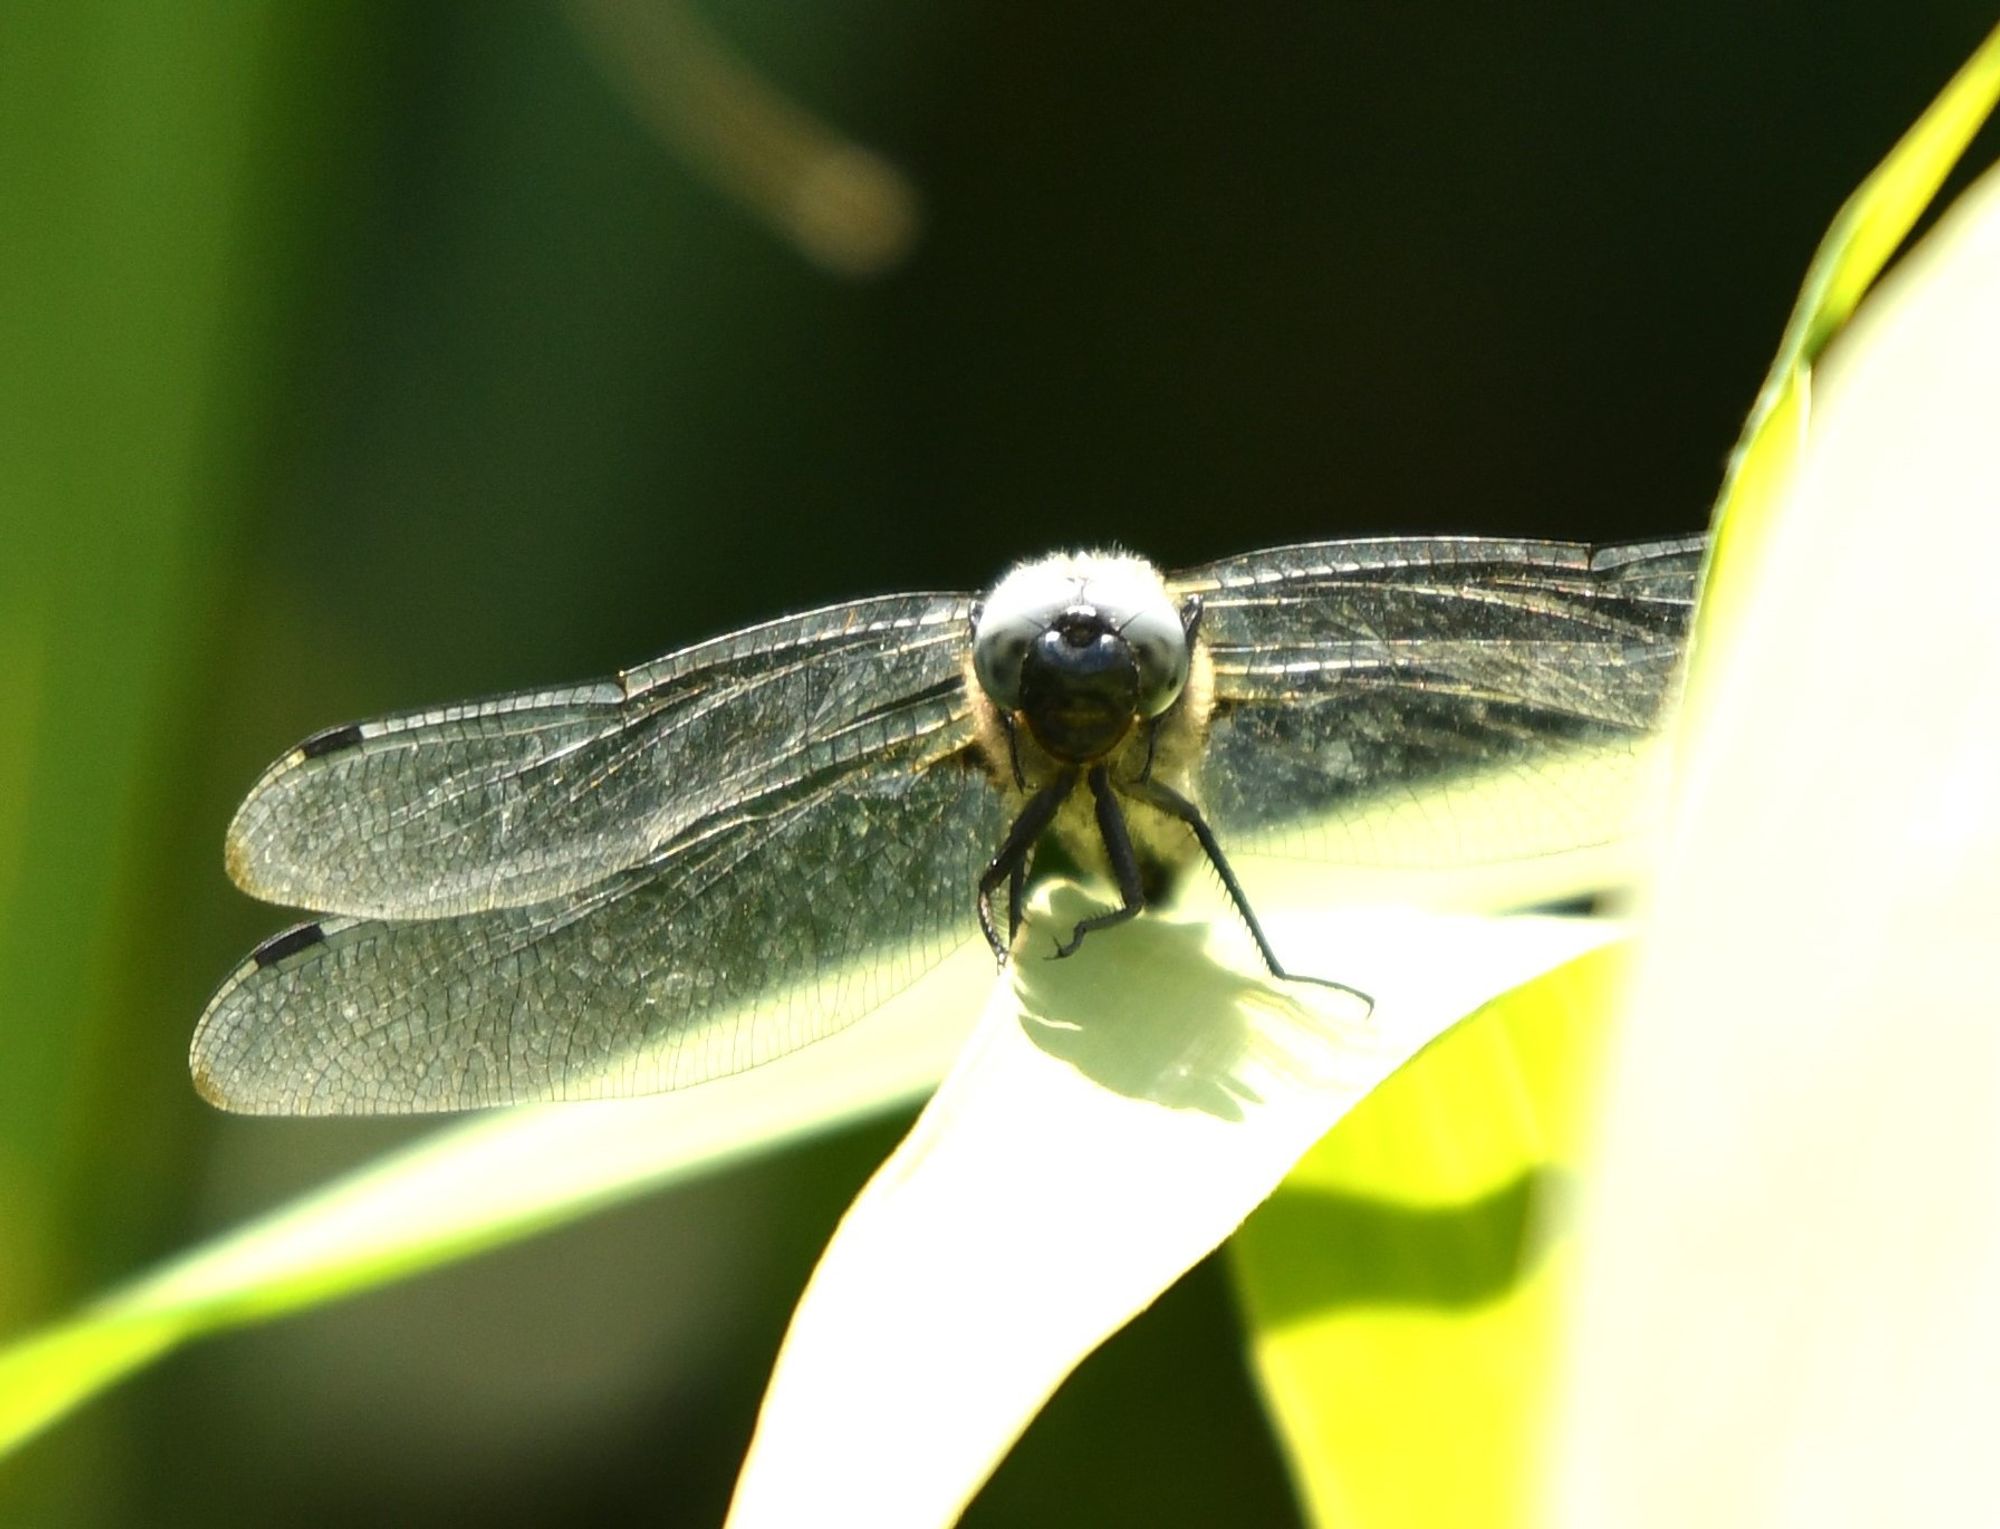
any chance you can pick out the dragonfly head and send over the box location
[973,553,1194,764]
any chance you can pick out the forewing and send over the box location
[192,733,1007,1113]
[1176,535,1703,870]
[226,593,975,917]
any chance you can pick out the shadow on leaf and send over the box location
[1245,1168,1563,1325]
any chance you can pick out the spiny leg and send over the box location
[979,771,1075,962]
[1125,777,1305,984]
[1054,766,1148,959]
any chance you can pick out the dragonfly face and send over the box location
[964,551,1246,971]
[971,553,1195,746]
[192,533,1703,1115]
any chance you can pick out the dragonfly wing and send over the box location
[193,728,1007,1113]
[226,593,976,917]
[1176,535,1702,874]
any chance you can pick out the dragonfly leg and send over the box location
[1055,766,1147,958]
[996,709,1028,790]
[979,770,1074,962]
[1123,777,1296,982]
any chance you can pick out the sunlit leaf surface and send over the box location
[728,888,1618,1527]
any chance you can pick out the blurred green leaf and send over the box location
[0,3,283,1302]
[1229,24,2000,1528]
[1706,18,2000,609]
[1551,153,2000,1529]
[0,949,983,1457]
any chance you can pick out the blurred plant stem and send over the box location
[567,0,920,276]
[0,2,372,1517]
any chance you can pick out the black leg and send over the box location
[1136,716,1161,783]
[1007,856,1026,942]
[1055,766,1148,958]
[1124,777,1295,981]
[996,710,1027,790]
[979,771,1075,961]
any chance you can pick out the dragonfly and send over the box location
[192,533,1703,1114]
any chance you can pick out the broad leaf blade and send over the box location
[728,890,1618,1527]
[1551,152,2000,1528]
[1234,29,2000,1527]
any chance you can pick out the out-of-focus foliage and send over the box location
[1231,26,2000,1522]
[1553,151,2000,1529]
[1704,17,2000,626]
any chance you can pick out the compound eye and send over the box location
[971,609,1041,710]
[1122,600,1191,717]
[974,562,1077,710]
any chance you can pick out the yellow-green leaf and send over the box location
[1706,19,2000,605]
[1231,944,1627,1529]
[0,952,986,1456]
[1236,28,2000,1528]
[1551,154,2000,1528]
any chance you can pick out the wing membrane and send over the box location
[193,729,1007,1112]
[226,594,975,917]
[1176,536,1702,868]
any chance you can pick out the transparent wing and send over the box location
[192,726,1007,1113]
[1175,535,1702,870]
[226,593,977,917]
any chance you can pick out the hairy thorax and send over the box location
[963,617,1216,897]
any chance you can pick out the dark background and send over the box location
[3,2,1994,1524]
